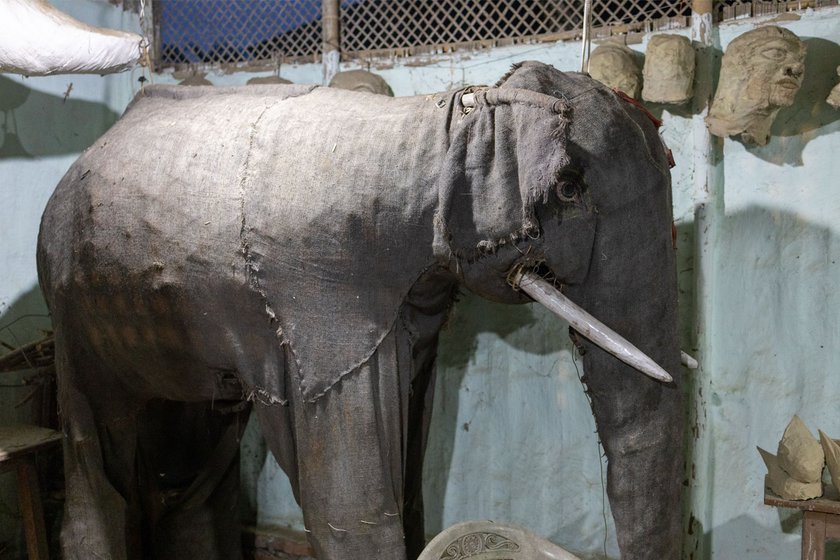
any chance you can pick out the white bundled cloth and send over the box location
[0,0,142,75]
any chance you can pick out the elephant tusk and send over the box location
[681,351,699,369]
[462,92,476,107]
[512,269,674,383]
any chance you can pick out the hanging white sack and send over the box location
[0,0,143,76]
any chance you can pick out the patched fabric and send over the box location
[40,75,578,403]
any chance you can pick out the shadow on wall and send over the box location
[424,293,545,536]
[690,512,840,560]
[693,205,840,559]
[717,204,840,370]
[0,75,120,158]
[0,285,51,351]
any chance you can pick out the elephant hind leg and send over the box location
[136,398,251,560]
[55,324,144,560]
[57,325,250,560]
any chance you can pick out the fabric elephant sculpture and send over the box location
[37,61,683,559]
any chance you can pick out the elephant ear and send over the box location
[433,85,572,262]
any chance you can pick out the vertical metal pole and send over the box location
[322,0,340,85]
[686,0,722,558]
[580,0,593,72]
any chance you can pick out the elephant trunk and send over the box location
[563,203,683,559]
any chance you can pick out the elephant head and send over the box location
[434,62,683,558]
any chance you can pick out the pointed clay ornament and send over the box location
[777,415,824,483]
[759,447,822,500]
[819,431,840,491]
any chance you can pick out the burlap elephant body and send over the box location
[38,62,682,559]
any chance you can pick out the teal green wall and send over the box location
[2,2,840,558]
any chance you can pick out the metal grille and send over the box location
[155,0,322,68]
[339,0,691,57]
[153,0,840,70]
[716,0,839,21]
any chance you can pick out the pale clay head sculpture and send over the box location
[589,43,642,99]
[328,69,393,96]
[707,26,806,146]
[827,66,840,109]
[642,34,695,104]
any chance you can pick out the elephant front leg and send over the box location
[265,334,413,560]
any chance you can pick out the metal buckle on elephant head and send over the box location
[508,265,698,381]
[460,88,483,114]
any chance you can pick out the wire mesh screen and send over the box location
[153,0,839,69]
[155,0,322,68]
[339,0,691,56]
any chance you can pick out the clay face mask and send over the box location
[707,26,806,145]
[589,43,642,99]
[642,34,695,105]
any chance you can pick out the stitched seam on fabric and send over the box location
[300,262,441,403]
[238,103,280,324]
[243,383,288,406]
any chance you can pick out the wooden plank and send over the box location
[824,513,840,541]
[764,481,840,516]
[802,511,827,560]
[16,456,49,560]
[0,425,62,462]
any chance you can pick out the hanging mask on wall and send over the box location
[707,25,806,146]
[328,69,394,96]
[827,66,840,109]
[642,34,695,105]
[588,43,642,99]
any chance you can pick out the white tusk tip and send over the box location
[681,351,699,369]
[651,368,674,383]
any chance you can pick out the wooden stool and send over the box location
[0,424,62,560]
[765,483,840,560]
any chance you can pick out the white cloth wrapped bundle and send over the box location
[0,0,142,76]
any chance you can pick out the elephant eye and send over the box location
[556,179,582,203]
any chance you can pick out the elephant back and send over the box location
[39,84,461,403]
